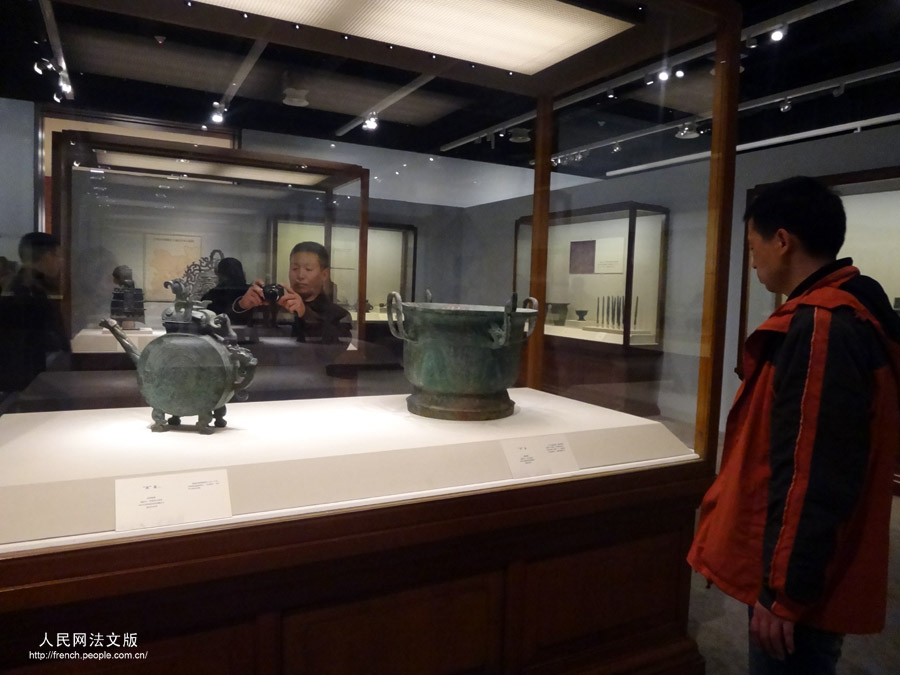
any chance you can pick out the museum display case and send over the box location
[0,0,741,673]
[517,203,668,347]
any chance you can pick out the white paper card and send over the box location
[115,470,232,531]
[501,435,579,478]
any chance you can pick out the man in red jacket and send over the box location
[688,176,900,674]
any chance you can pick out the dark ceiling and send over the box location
[2,0,899,178]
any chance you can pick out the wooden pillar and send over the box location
[525,95,553,388]
[693,4,742,466]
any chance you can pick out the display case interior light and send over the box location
[91,151,328,186]
[197,0,633,75]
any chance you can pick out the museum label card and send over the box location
[501,435,579,478]
[115,469,232,531]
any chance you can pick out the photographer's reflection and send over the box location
[234,241,351,345]
[0,232,70,395]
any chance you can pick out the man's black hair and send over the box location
[289,241,330,268]
[744,176,846,259]
[18,232,60,264]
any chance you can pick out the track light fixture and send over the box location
[675,69,685,78]
[675,122,699,139]
[832,83,845,97]
[33,58,55,75]
[612,142,622,153]
[658,70,669,81]
[363,112,378,130]
[771,25,787,42]
[779,98,792,113]
[211,102,225,123]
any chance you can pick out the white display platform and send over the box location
[71,327,166,353]
[544,324,658,345]
[0,388,697,552]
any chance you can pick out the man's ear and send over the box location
[773,228,794,255]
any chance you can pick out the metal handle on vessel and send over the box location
[522,296,539,338]
[386,291,413,342]
[488,292,518,349]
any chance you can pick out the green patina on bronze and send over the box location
[101,279,257,434]
[388,292,538,420]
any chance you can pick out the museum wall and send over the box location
[0,98,35,262]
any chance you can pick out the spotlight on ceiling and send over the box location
[832,83,845,97]
[283,87,309,107]
[675,69,685,78]
[363,113,378,131]
[675,122,699,139]
[508,127,531,143]
[210,102,225,124]
[746,36,758,49]
[644,74,655,85]
[52,92,62,103]
[771,25,787,42]
[658,70,669,81]
[779,98,792,113]
[612,142,622,153]
[33,58,55,75]
[606,89,616,99]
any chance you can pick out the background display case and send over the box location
[516,202,668,347]
[516,203,669,417]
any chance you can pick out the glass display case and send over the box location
[516,202,668,347]
[0,1,743,672]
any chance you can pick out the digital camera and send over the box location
[262,283,285,304]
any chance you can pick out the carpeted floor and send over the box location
[688,496,900,674]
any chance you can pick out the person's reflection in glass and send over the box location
[201,257,250,323]
[0,232,70,396]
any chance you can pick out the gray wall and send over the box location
[0,99,35,260]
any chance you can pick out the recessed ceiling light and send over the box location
[197,0,632,75]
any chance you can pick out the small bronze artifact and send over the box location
[576,309,588,321]
[101,279,257,434]
[546,302,569,326]
[109,265,145,328]
[387,292,538,420]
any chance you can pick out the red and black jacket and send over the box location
[688,259,900,633]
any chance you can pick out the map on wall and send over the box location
[143,234,203,301]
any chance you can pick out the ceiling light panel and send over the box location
[197,0,633,74]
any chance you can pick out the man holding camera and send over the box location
[235,241,351,345]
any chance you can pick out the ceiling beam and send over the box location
[37,0,74,99]
[334,75,435,137]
